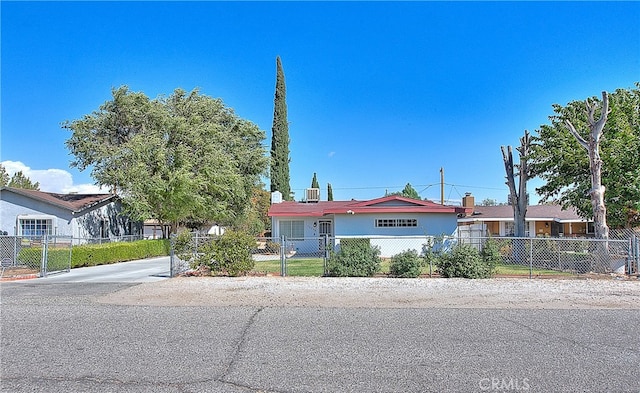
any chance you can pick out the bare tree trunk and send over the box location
[565,91,610,241]
[501,130,531,237]
[502,131,531,266]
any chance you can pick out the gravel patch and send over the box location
[99,276,640,309]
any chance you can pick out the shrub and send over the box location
[389,249,423,278]
[71,239,170,267]
[206,230,255,277]
[436,244,494,279]
[480,238,501,273]
[326,238,381,277]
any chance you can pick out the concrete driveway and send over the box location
[41,256,171,283]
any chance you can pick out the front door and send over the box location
[318,220,333,252]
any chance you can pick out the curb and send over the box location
[0,274,40,282]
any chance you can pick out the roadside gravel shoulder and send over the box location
[98,276,640,309]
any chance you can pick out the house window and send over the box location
[375,219,417,228]
[19,218,53,237]
[279,220,304,239]
[504,222,515,236]
[587,222,594,234]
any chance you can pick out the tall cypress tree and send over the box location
[311,172,319,189]
[327,183,334,201]
[270,56,291,200]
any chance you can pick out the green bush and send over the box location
[480,238,502,272]
[208,230,256,276]
[47,248,72,271]
[436,244,494,279]
[389,249,423,278]
[71,239,170,267]
[326,238,381,277]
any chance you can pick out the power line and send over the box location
[292,182,505,192]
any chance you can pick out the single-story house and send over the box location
[457,193,593,237]
[268,192,467,257]
[0,187,142,242]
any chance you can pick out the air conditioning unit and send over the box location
[306,188,320,203]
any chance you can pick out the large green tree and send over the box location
[64,86,267,236]
[529,84,640,229]
[270,56,292,200]
[311,172,319,189]
[8,171,40,190]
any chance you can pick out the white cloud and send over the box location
[328,151,336,158]
[1,160,106,194]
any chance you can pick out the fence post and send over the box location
[529,237,533,279]
[323,235,331,276]
[41,235,48,278]
[280,235,286,277]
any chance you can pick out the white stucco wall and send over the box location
[271,212,459,257]
[1,190,74,236]
[0,189,142,241]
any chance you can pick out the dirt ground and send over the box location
[99,276,640,309]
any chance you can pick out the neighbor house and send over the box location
[0,187,142,243]
[268,190,468,257]
[457,193,593,237]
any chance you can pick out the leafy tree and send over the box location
[479,198,499,206]
[327,183,334,201]
[529,85,640,229]
[311,172,319,189]
[0,164,9,187]
[389,183,421,200]
[64,86,267,236]
[232,186,271,236]
[270,56,292,200]
[8,171,40,190]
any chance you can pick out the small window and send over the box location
[375,219,417,228]
[279,220,304,239]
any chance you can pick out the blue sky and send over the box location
[2,1,639,204]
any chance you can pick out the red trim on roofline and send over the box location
[268,195,467,217]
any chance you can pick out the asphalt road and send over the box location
[1,279,639,392]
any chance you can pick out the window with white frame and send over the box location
[279,220,304,239]
[375,218,418,228]
[19,218,53,237]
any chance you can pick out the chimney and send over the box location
[271,191,283,204]
[462,193,475,209]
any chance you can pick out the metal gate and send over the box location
[0,235,72,278]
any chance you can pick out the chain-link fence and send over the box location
[169,233,639,278]
[0,235,72,278]
[460,236,635,275]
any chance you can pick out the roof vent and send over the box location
[305,188,320,203]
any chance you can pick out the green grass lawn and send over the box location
[253,257,571,277]
[252,258,325,276]
[494,263,571,276]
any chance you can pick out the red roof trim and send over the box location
[268,196,466,217]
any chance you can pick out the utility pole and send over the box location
[440,167,444,205]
